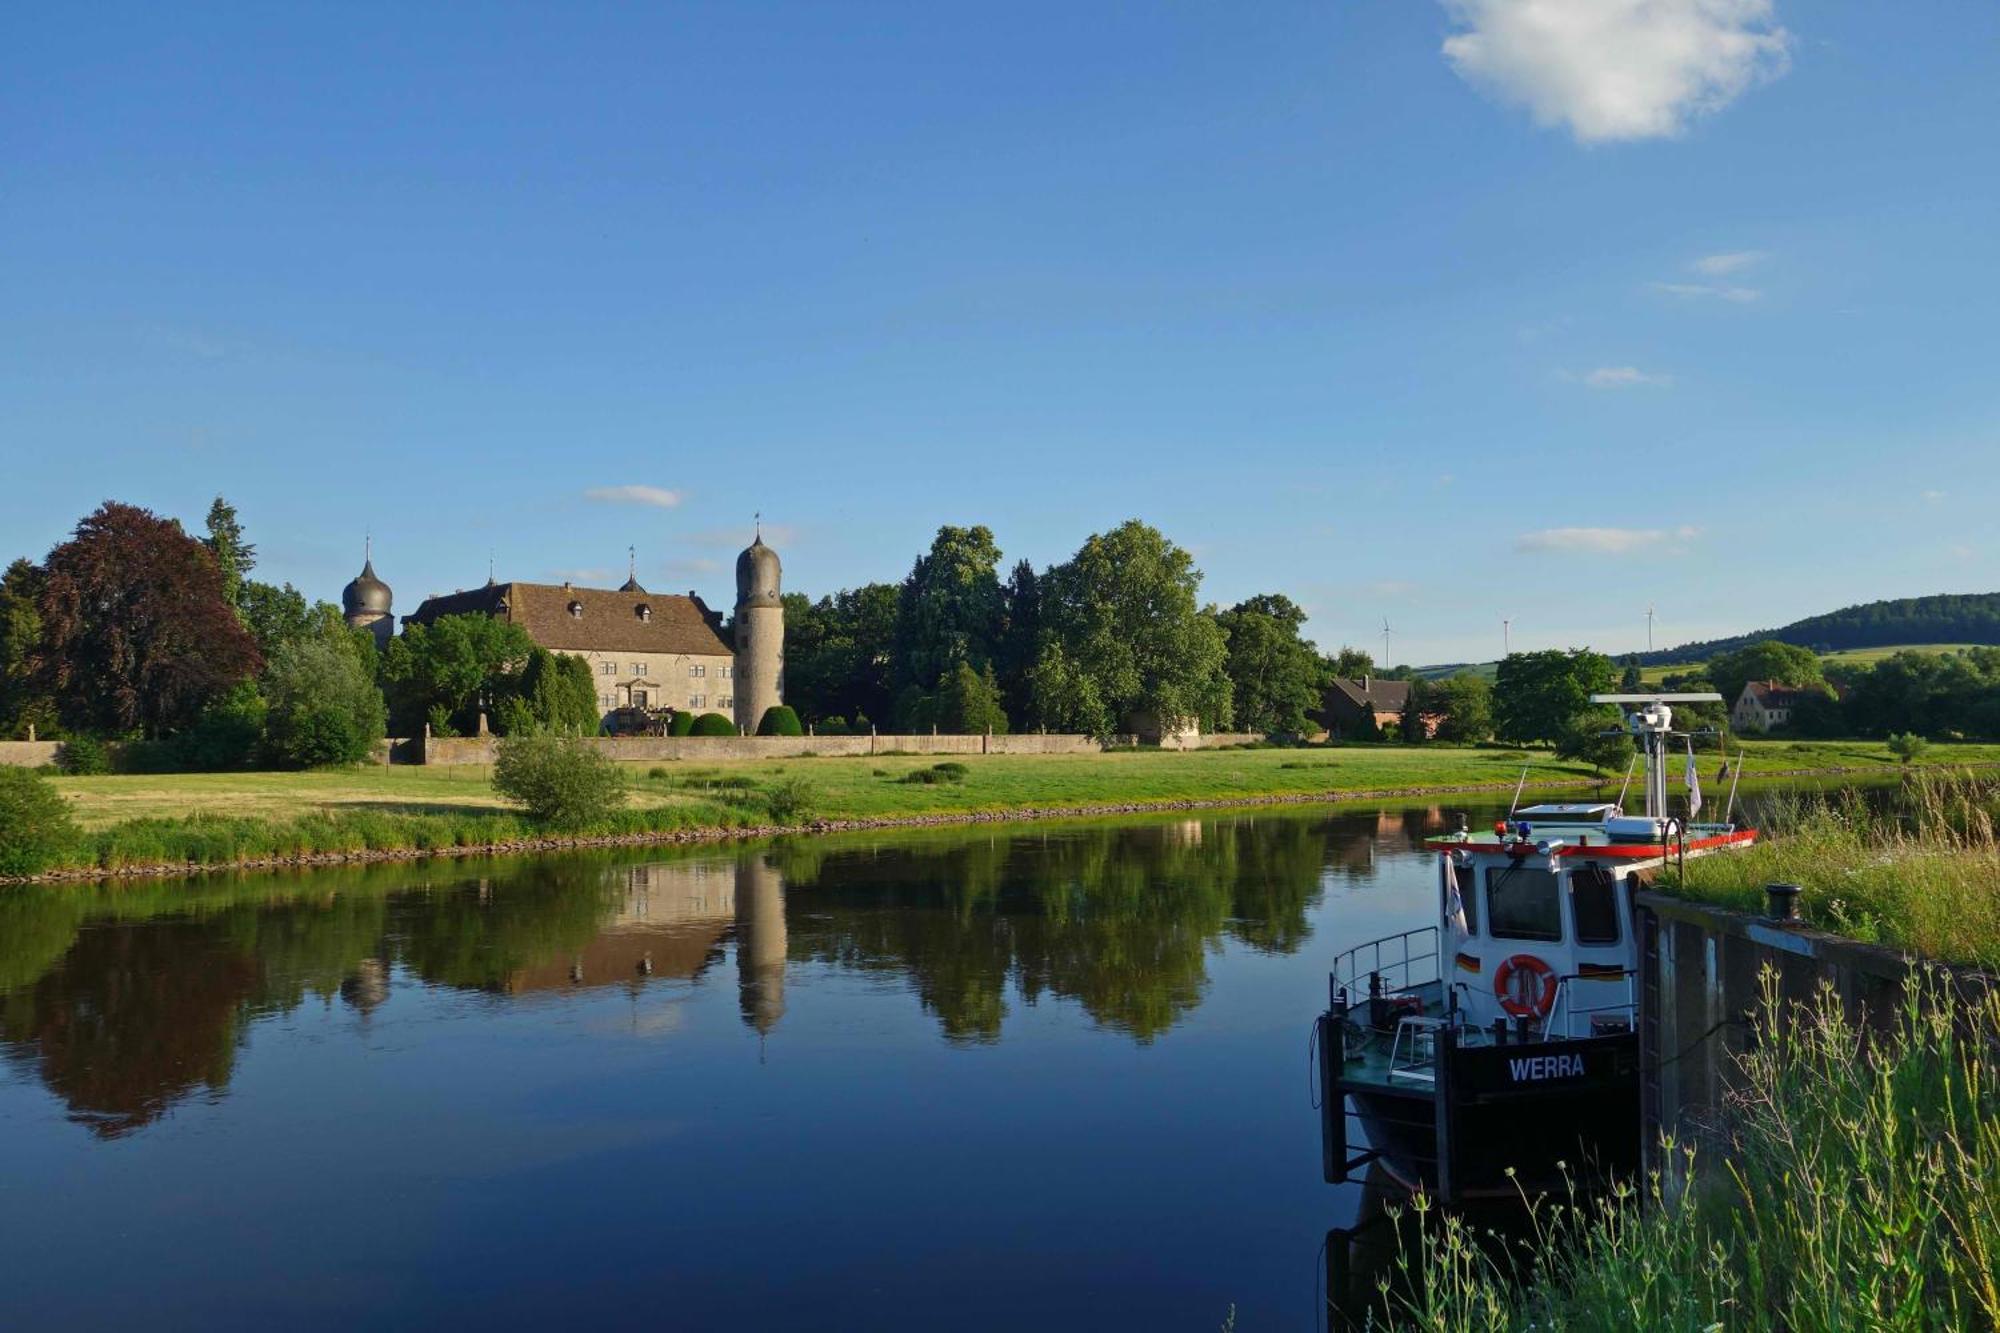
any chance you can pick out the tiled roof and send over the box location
[1329,677,1412,711]
[406,582,732,656]
[1740,680,1818,709]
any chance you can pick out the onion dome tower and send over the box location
[735,855,787,1037]
[732,523,783,734]
[342,539,394,649]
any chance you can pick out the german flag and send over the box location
[1455,952,1482,974]
[1578,962,1627,979]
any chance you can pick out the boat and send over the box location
[1313,693,1755,1203]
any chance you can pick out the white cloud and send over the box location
[1690,250,1765,275]
[1440,0,1792,143]
[1516,525,1700,554]
[1922,489,1947,503]
[1651,280,1762,303]
[583,485,683,509]
[1582,365,1673,388]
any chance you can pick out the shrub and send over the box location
[0,767,78,876]
[932,761,969,778]
[493,733,627,827]
[1887,732,1932,765]
[898,763,968,786]
[55,736,111,775]
[757,705,804,737]
[669,710,696,737]
[765,776,818,824]
[265,632,386,767]
[691,712,737,737]
[818,716,852,736]
[647,765,671,779]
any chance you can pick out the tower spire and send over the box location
[754,511,762,541]
[629,545,636,581]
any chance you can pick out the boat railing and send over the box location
[1539,969,1638,1041]
[1328,925,1441,1002]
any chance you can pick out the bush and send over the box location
[898,763,968,785]
[817,715,852,736]
[493,734,627,827]
[690,712,737,737]
[55,736,111,775]
[765,776,818,823]
[757,705,804,737]
[265,632,386,767]
[669,710,696,737]
[0,767,78,876]
[1887,732,1932,764]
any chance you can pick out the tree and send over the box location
[1556,707,1635,775]
[33,501,261,738]
[0,767,76,876]
[377,613,535,736]
[0,559,54,739]
[1430,675,1494,743]
[995,559,1042,725]
[782,583,900,728]
[201,496,255,610]
[502,648,598,736]
[757,704,805,736]
[1327,647,1375,679]
[263,626,387,767]
[1619,657,1643,692]
[893,525,1005,693]
[1706,640,1825,710]
[1026,641,1110,735]
[1216,594,1321,735]
[239,580,344,661]
[1033,520,1231,733]
[935,662,1009,735]
[1494,649,1615,746]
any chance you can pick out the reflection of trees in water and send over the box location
[774,816,1329,1043]
[0,811,1351,1131]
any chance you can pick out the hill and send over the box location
[1635,593,2000,666]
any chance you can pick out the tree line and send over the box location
[1639,592,2000,667]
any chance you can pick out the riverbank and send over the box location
[14,739,2000,885]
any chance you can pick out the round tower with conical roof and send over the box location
[342,541,394,649]
[732,527,783,733]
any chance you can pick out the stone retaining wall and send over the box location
[0,741,60,768]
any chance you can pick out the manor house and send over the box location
[343,533,785,733]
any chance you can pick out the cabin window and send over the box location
[1485,867,1562,942]
[1445,862,1478,935]
[1569,865,1620,946]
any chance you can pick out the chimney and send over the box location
[1362,674,1371,694]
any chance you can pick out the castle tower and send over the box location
[732,528,783,733]
[734,854,787,1036]
[342,541,394,649]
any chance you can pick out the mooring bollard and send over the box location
[1765,882,1802,923]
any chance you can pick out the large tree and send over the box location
[238,580,346,661]
[1031,520,1231,735]
[377,613,535,736]
[264,625,388,767]
[995,559,1042,725]
[201,496,255,610]
[33,502,262,738]
[893,525,1005,696]
[781,583,900,729]
[1216,594,1321,735]
[1493,649,1615,746]
[1705,639,1826,710]
[0,559,55,739]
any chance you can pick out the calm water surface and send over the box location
[0,802,1521,1328]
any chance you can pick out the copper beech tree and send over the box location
[33,501,261,738]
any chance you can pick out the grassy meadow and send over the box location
[18,737,2000,879]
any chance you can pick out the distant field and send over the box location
[1419,643,1986,688]
[46,740,2000,831]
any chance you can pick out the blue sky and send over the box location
[4,1,1996,666]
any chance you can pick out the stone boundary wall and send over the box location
[0,741,60,769]
[416,732,1174,766]
[1634,890,1984,1172]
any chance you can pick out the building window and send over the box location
[718,695,732,710]
[721,665,733,679]
[690,694,706,708]
[637,605,650,621]
[690,664,706,678]
[599,693,613,708]
[630,662,645,675]
[568,601,583,618]
[600,661,617,675]
[633,689,649,708]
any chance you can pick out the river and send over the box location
[0,794,1758,1328]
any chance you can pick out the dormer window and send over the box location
[636,604,651,622]
[567,600,583,618]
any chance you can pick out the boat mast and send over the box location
[1590,693,1722,821]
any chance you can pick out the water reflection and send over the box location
[0,807,1468,1137]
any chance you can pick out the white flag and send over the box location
[1443,854,1468,942]
[1685,740,1703,818]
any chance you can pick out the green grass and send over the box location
[1667,769,2000,967]
[1379,970,2000,1330]
[23,739,2000,879]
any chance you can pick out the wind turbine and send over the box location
[1646,604,1656,653]
[1502,617,1511,659]
[1382,617,1394,670]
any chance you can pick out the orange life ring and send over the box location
[1494,954,1558,1018]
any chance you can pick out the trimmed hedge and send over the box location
[669,711,696,737]
[757,705,804,737]
[690,712,737,737]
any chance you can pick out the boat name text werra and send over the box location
[1507,1053,1587,1083]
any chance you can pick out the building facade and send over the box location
[357,533,785,727]
[1731,680,1818,733]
